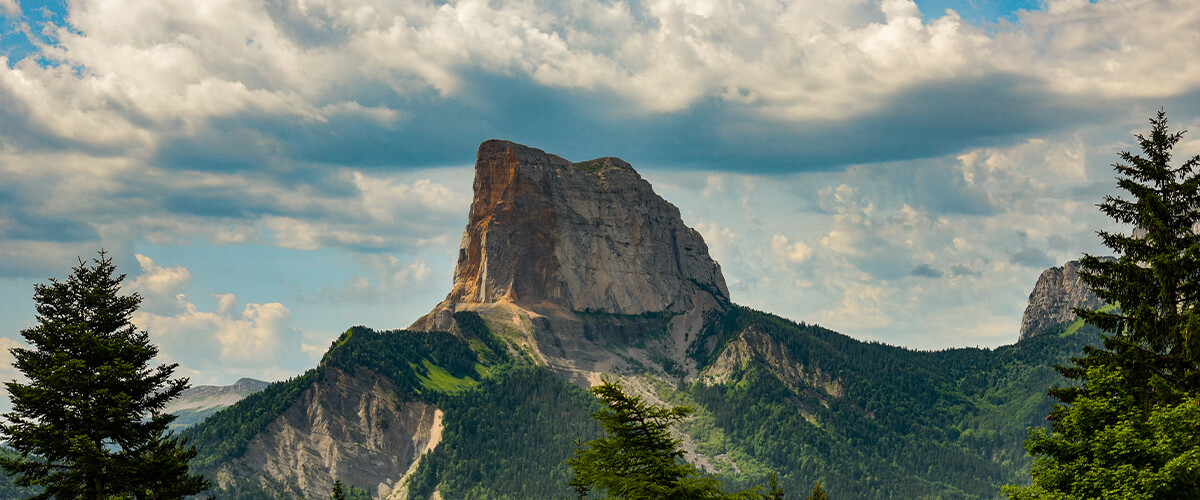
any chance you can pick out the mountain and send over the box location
[1018,260,1103,341]
[410,139,728,386]
[165,378,269,430]
[185,141,1100,499]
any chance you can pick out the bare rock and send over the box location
[1018,260,1104,340]
[220,367,442,499]
[413,140,728,330]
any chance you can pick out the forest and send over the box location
[177,306,1098,499]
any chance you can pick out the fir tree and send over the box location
[807,481,828,500]
[568,380,762,500]
[0,251,209,499]
[1007,110,1200,498]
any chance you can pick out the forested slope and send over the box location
[183,305,1096,499]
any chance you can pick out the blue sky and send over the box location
[1,0,1198,392]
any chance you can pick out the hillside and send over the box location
[182,140,1100,499]
[165,378,269,431]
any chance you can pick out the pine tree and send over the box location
[332,479,347,500]
[1006,110,1200,498]
[0,251,210,499]
[807,481,828,500]
[568,380,763,500]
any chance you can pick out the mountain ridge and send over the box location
[1018,259,1103,341]
[184,141,1100,499]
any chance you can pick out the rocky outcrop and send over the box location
[1019,260,1104,340]
[412,140,727,332]
[222,367,442,499]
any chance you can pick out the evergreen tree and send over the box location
[763,475,785,500]
[0,251,209,499]
[807,481,828,500]
[1007,110,1200,498]
[568,380,761,500]
[331,479,346,500]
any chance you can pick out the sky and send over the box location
[1,0,1199,392]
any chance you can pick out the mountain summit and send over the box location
[187,141,1100,500]
[1019,260,1103,340]
[414,140,726,331]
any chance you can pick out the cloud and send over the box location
[119,255,316,383]
[771,233,815,264]
[910,264,943,278]
[134,292,309,376]
[309,254,438,306]
[0,337,24,413]
[127,254,191,296]
[0,0,1194,175]
[0,0,19,17]
[816,281,895,332]
[1010,246,1054,269]
[0,0,1197,358]
[949,264,980,277]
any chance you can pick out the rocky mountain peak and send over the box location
[1019,260,1103,340]
[415,140,728,331]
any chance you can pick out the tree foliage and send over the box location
[568,380,763,500]
[0,252,209,499]
[1008,110,1200,498]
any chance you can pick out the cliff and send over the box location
[189,140,1105,499]
[1019,260,1104,340]
[412,139,727,329]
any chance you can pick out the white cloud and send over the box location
[0,337,24,384]
[1,0,1195,356]
[128,254,191,296]
[817,281,894,332]
[0,0,19,17]
[0,337,24,413]
[771,233,814,264]
[352,172,468,223]
[1000,0,1200,98]
[314,254,438,305]
[134,292,308,372]
[3,0,1194,154]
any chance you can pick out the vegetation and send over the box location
[0,252,208,498]
[1007,111,1200,498]
[0,447,39,498]
[568,380,764,499]
[187,302,1100,499]
[405,366,602,499]
[572,159,632,172]
[185,369,319,470]
[689,304,1098,498]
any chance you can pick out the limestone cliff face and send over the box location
[1019,260,1103,340]
[414,140,728,330]
[221,367,442,499]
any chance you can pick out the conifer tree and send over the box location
[807,481,828,500]
[332,479,347,500]
[0,251,209,499]
[568,380,766,499]
[1007,110,1200,498]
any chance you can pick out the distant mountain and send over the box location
[1018,260,1104,341]
[185,141,1100,499]
[165,377,269,430]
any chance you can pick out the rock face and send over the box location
[222,367,442,499]
[1019,260,1104,340]
[414,140,728,330]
